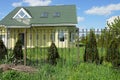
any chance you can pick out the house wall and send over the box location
[1,26,77,49]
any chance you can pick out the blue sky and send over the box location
[0,0,120,29]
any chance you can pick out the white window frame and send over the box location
[13,8,32,19]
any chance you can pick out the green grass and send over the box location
[0,62,120,80]
[0,47,120,80]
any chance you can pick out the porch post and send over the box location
[24,28,27,65]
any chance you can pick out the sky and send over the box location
[0,0,120,29]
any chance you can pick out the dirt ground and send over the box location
[0,64,38,73]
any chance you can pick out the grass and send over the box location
[0,62,120,80]
[0,46,120,80]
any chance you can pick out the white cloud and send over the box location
[85,3,120,15]
[12,2,22,7]
[12,0,52,7]
[77,16,84,22]
[23,0,52,6]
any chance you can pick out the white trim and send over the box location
[6,26,30,28]
[13,8,32,19]
[31,24,76,26]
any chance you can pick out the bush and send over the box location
[47,42,60,65]
[106,38,120,67]
[13,39,23,61]
[0,39,7,60]
[84,30,99,64]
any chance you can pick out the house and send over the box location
[0,5,78,48]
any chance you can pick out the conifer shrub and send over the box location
[0,39,7,60]
[47,42,60,65]
[106,38,120,67]
[83,30,99,64]
[13,39,23,61]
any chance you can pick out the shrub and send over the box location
[84,30,99,64]
[47,42,60,65]
[0,39,7,60]
[106,38,120,67]
[13,39,23,61]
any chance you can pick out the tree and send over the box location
[0,39,7,60]
[84,30,99,64]
[106,38,120,67]
[47,42,60,65]
[107,16,120,40]
[13,39,23,61]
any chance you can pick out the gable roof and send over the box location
[0,5,77,28]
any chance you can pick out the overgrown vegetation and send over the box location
[0,62,120,80]
[84,30,99,64]
[0,39,7,60]
[106,38,120,67]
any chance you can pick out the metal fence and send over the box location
[0,28,119,66]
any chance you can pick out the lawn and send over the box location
[0,47,120,80]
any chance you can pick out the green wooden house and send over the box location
[0,5,78,48]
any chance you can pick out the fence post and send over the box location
[76,29,80,63]
[24,28,27,65]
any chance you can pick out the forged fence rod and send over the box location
[0,28,119,66]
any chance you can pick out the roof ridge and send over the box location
[16,5,76,8]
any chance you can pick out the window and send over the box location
[69,32,74,42]
[13,8,31,19]
[41,12,48,18]
[51,33,55,42]
[53,12,60,17]
[0,35,3,40]
[43,34,46,40]
[58,31,64,42]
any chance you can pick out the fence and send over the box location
[0,28,119,66]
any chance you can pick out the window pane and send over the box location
[70,32,74,42]
[14,15,21,18]
[51,33,55,42]
[19,10,25,17]
[53,12,60,17]
[23,15,29,18]
[58,31,64,42]
[41,12,48,18]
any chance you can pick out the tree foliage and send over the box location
[47,42,60,65]
[106,38,120,67]
[84,30,99,64]
[107,16,120,40]
[13,39,23,60]
[0,39,7,60]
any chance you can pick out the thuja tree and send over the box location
[0,39,7,60]
[106,38,120,67]
[84,30,99,64]
[47,42,60,65]
[13,39,23,60]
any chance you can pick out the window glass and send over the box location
[14,15,20,18]
[70,32,74,42]
[58,31,64,42]
[19,10,25,17]
[51,33,55,42]
[23,15,29,18]
[53,12,60,17]
[41,12,48,18]
[43,34,46,40]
